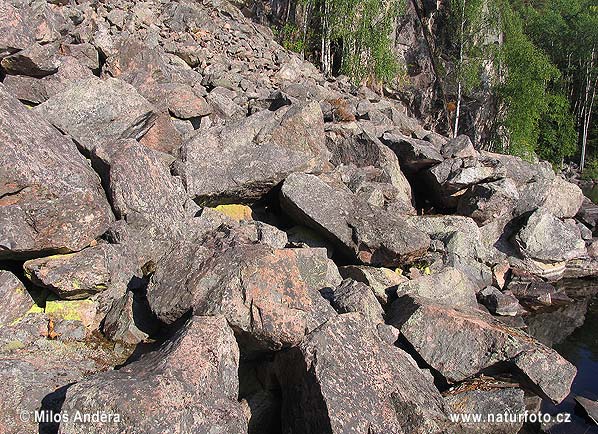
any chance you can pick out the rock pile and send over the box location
[0,0,593,433]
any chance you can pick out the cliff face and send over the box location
[0,0,595,433]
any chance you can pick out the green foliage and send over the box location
[278,23,307,54]
[495,0,561,160]
[536,94,578,166]
[581,158,598,180]
[302,0,404,84]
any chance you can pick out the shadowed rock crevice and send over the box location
[38,382,73,434]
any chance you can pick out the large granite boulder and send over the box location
[328,279,384,323]
[339,265,407,304]
[0,0,34,60]
[0,84,113,259]
[59,315,247,433]
[147,229,336,353]
[280,173,430,267]
[275,313,449,433]
[175,102,330,204]
[395,267,479,309]
[514,209,586,263]
[457,178,519,225]
[389,295,576,403]
[35,78,158,153]
[381,130,444,173]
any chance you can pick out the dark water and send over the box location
[528,283,598,433]
[582,184,598,205]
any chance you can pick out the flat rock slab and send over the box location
[575,396,598,425]
[0,0,34,59]
[396,267,479,309]
[280,173,430,267]
[59,315,247,433]
[176,102,330,204]
[0,270,33,326]
[35,77,157,152]
[444,387,525,434]
[389,295,576,403]
[275,313,449,433]
[0,84,113,259]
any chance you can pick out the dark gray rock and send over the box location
[441,135,477,159]
[575,396,598,425]
[388,295,576,403]
[280,173,430,267]
[339,265,407,304]
[176,102,330,204]
[457,178,519,225]
[35,78,158,153]
[1,42,60,77]
[329,279,384,323]
[381,130,444,173]
[275,313,449,434]
[0,84,113,259]
[478,286,521,316]
[444,387,525,434]
[59,315,247,434]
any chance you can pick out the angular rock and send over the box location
[542,177,584,219]
[395,267,479,309]
[514,209,586,262]
[381,130,444,173]
[35,78,157,152]
[0,270,33,326]
[457,178,519,225]
[0,0,34,59]
[339,265,407,304]
[176,102,329,204]
[0,84,112,259]
[478,286,521,316]
[1,42,60,77]
[59,315,247,433]
[328,279,384,323]
[444,387,525,434]
[275,313,448,433]
[280,173,430,267]
[389,295,576,402]
[147,230,336,352]
[441,134,477,159]
[23,244,117,300]
[575,396,598,425]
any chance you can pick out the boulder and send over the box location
[514,209,586,262]
[388,295,576,403]
[147,230,336,353]
[542,177,584,218]
[395,267,479,309]
[381,130,444,173]
[280,173,430,267]
[176,102,330,204]
[0,84,113,259]
[275,313,449,434]
[440,135,477,159]
[324,123,412,202]
[59,315,247,433]
[477,286,521,316]
[457,178,519,225]
[0,271,33,326]
[328,279,384,323]
[338,265,407,304]
[1,42,60,77]
[35,78,158,152]
[0,0,34,59]
[444,387,525,434]
[23,244,119,300]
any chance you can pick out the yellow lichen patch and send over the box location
[2,340,24,351]
[8,302,45,327]
[213,204,253,221]
[44,298,96,327]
